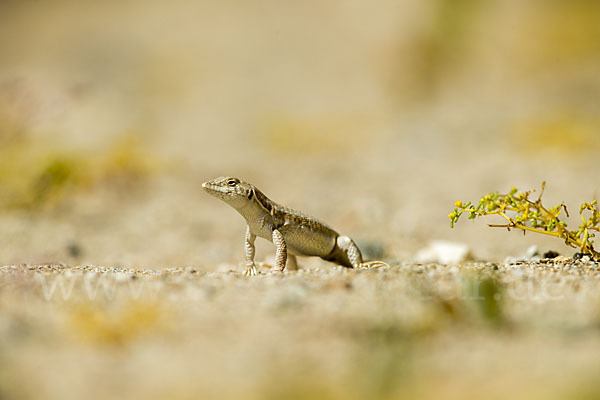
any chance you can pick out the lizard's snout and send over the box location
[202,181,224,195]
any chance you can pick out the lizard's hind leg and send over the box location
[337,236,389,269]
[336,236,363,268]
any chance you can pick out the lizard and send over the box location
[202,176,369,276]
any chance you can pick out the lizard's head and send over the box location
[202,176,255,209]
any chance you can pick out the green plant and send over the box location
[0,133,157,210]
[448,182,599,258]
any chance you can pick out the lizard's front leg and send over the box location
[272,228,287,272]
[244,225,257,276]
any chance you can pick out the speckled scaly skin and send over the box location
[202,176,363,276]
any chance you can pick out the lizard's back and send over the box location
[254,188,340,258]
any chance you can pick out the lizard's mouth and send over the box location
[202,182,230,197]
[202,182,218,192]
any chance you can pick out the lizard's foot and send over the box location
[268,269,284,275]
[244,264,258,277]
[268,265,285,274]
[357,261,389,269]
[253,262,285,274]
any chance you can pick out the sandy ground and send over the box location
[1,1,600,398]
[2,259,600,400]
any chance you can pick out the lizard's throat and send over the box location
[235,200,266,219]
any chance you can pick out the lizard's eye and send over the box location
[227,179,237,186]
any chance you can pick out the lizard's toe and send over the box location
[357,261,389,269]
[244,264,258,277]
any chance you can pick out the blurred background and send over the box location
[1,0,599,266]
[2,2,600,400]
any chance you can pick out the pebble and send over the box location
[414,241,472,264]
[504,245,540,264]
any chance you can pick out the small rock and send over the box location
[543,250,560,259]
[504,245,540,264]
[184,266,199,274]
[67,243,83,258]
[525,245,539,259]
[573,252,595,262]
[414,241,472,264]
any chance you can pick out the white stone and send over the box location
[415,240,472,264]
[504,245,540,264]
